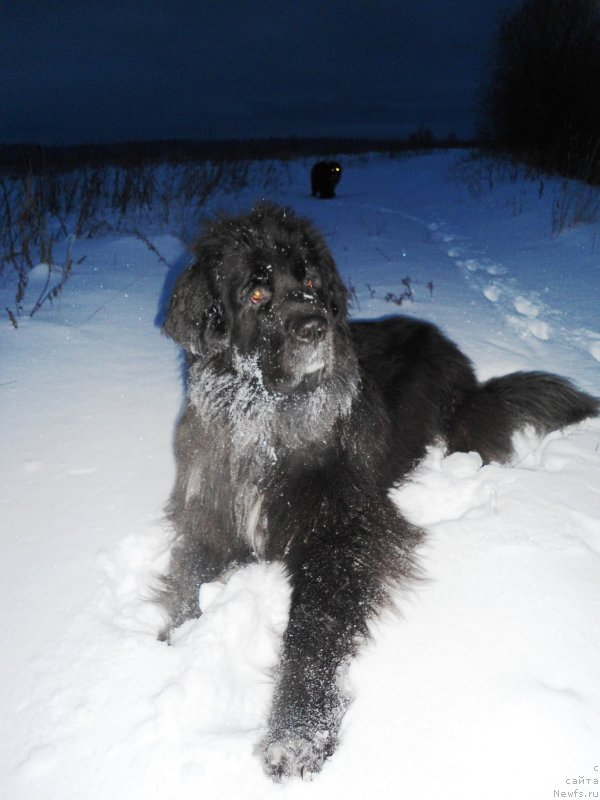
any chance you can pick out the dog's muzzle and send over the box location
[290,314,327,346]
[287,311,330,388]
[255,308,331,394]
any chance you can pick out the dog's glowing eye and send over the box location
[250,287,269,304]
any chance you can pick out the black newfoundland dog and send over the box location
[158,202,597,780]
[311,161,342,198]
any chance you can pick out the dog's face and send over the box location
[328,162,342,188]
[228,246,335,394]
[163,203,350,395]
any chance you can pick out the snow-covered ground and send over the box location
[1,151,599,800]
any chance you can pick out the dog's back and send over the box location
[352,316,598,473]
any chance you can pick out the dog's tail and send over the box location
[447,371,598,463]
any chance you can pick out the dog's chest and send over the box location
[184,462,269,557]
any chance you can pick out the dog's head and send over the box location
[328,162,342,187]
[163,202,351,395]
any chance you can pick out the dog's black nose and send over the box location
[292,315,326,344]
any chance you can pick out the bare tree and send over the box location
[483,0,600,182]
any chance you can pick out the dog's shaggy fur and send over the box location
[311,161,342,198]
[158,202,598,780]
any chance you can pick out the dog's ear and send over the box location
[162,266,228,356]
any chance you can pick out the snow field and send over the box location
[1,151,599,799]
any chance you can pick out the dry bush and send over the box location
[1,158,289,325]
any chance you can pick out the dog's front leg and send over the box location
[258,492,421,780]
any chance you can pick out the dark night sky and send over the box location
[1,0,517,146]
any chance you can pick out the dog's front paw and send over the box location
[258,728,336,781]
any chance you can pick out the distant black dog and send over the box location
[311,161,342,198]
[158,202,597,780]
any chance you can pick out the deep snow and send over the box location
[1,151,599,800]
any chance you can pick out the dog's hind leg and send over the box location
[446,371,598,464]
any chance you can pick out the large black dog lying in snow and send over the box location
[158,202,597,780]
